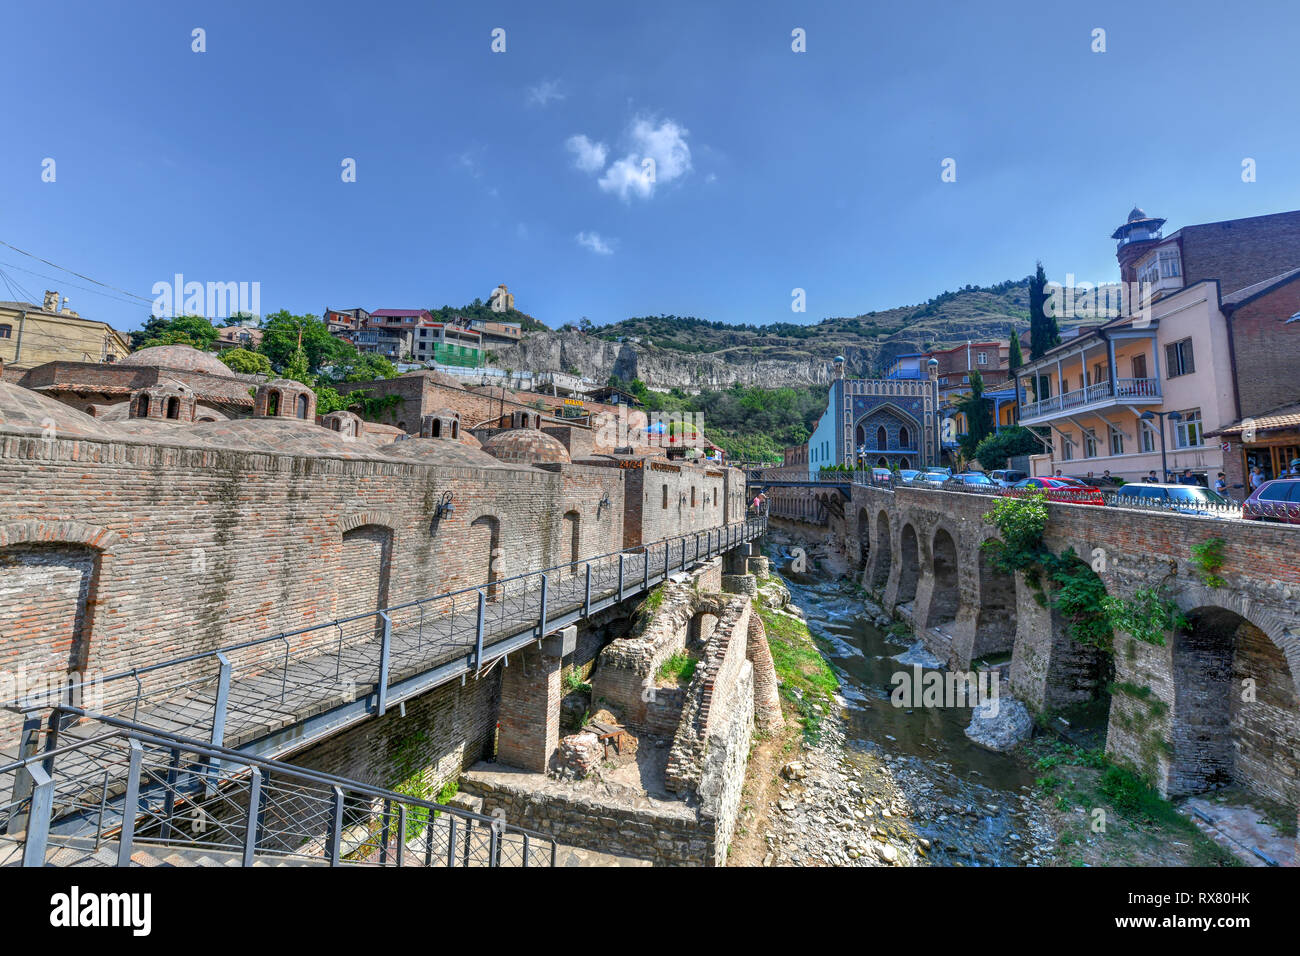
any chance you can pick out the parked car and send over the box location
[1070,474,1124,487]
[950,472,997,489]
[1005,477,1105,505]
[914,470,950,486]
[1242,478,1300,524]
[987,469,1027,487]
[871,467,893,485]
[1113,482,1234,518]
[898,469,922,484]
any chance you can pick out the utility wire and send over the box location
[0,239,153,304]
[0,259,149,308]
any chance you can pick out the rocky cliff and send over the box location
[491,330,839,389]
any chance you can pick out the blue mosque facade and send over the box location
[805,357,941,477]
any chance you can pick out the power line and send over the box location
[0,239,153,304]
[0,259,149,308]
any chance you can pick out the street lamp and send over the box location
[1140,409,1182,481]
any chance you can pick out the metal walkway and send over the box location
[6,517,767,766]
[2,708,557,867]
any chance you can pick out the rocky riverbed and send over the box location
[739,530,1058,867]
[757,707,1057,867]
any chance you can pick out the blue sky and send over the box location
[3,0,1299,334]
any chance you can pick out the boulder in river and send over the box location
[964,696,1033,752]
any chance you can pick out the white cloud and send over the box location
[565,134,608,173]
[457,149,483,179]
[598,156,654,201]
[568,117,692,201]
[527,79,566,107]
[576,231,615,255]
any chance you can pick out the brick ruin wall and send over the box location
[0,427,742,770]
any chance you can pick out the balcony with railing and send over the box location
[1019,377,1161,422]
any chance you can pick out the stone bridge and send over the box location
[772,481,1300,817]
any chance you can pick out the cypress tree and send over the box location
[1008,325,1023,372]
[1028,262,1061,360]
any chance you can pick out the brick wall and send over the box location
[0,428,626,740]
[1227,278,1300,416]
[1180,210,1300,300]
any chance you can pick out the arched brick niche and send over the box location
[255,380,316,420]
[0,521,116,705]
[130,383,197,422]
[323,410,363,439]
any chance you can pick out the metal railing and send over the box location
[839,473,1300,524]
[2,517,768,757]
[0,708,555,868]
[1018,377,1161,419]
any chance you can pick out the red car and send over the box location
[1242,478,1300,524]
[1005,477,1106,506]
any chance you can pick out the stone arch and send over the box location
[137,394,150,418]
[974,536,1016,658]
[469,514,502,599]
[856,507,870,566]
[562,510,581,570]
[871,510,891,589]
[0,522,116,692]
[854,402,923,459]
[339,511,396,535]
[338,523,393,638]
[1168,605,1299,806]
[897,522,920,605]
[691,610,719,643]
[265,389,280,417]
[925,526,960,628]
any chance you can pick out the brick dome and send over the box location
[119,344,233,377]
[482,427,571,465]
[0,381,105,438]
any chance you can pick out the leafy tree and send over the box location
[258,311,347,373]
[282,348,313,386]
[132,314,219,351]
[1028,261,1060,360]
[974,425,1042,470]
[333,351,397,382]
[130,315,176,350]
[218,348,272,375]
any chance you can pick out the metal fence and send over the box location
[0,708,554,868]
[1,517,768,758]
[797,470,1300,525]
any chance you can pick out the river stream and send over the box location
[776,561,1055,866]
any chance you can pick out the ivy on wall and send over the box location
[982,493,1185,654]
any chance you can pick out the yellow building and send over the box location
[1016,280,1233,483]
[0,291,130,370]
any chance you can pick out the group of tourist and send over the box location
[1247,458,1300,490]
